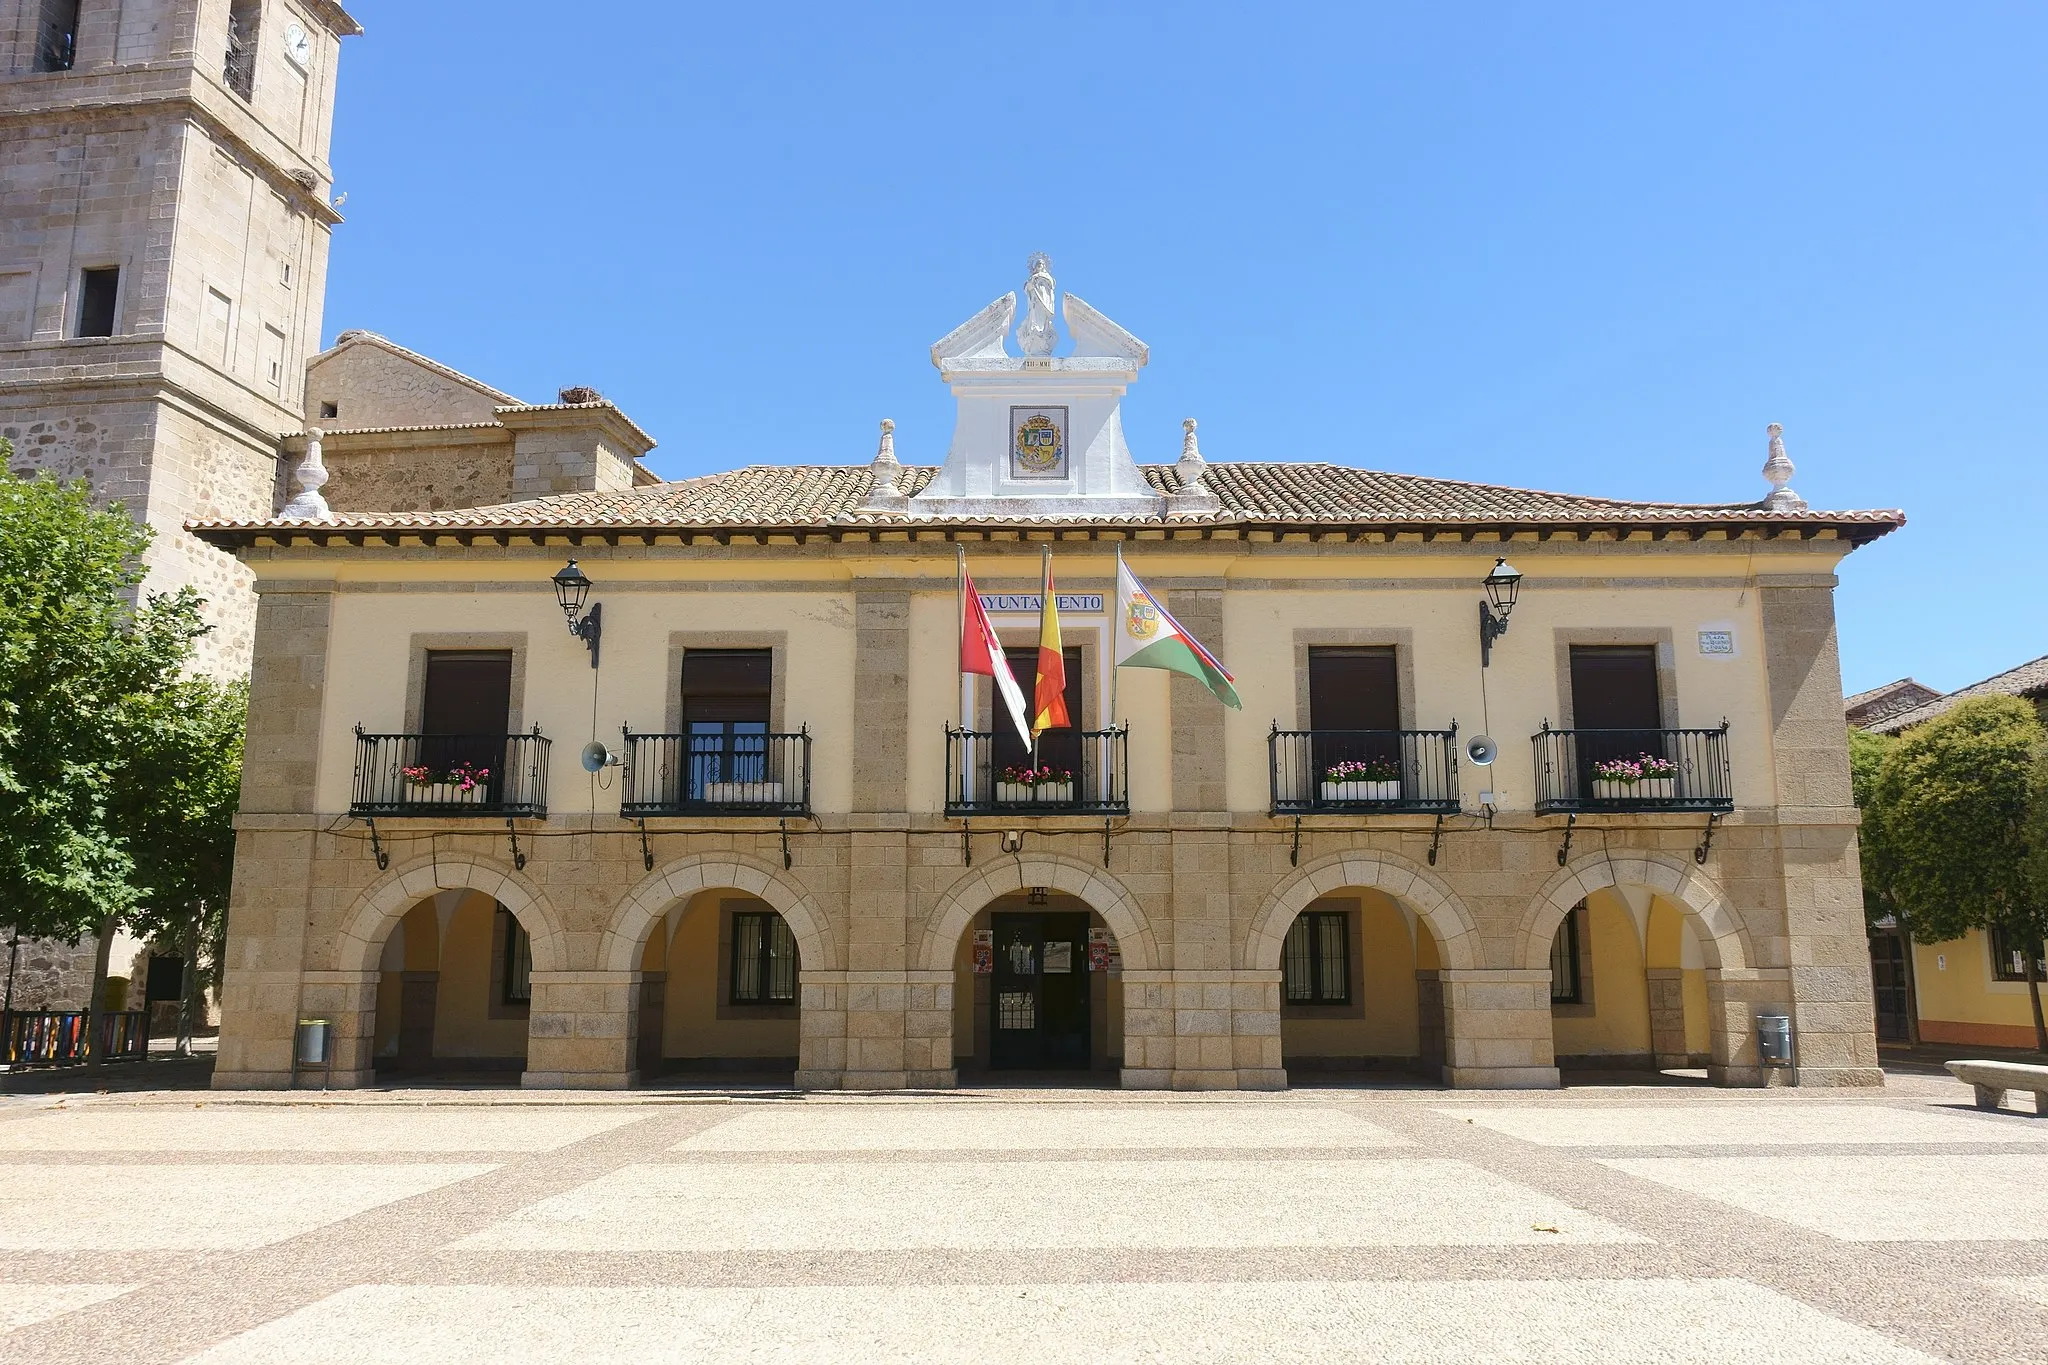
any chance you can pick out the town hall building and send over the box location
[196,257,1902,1093]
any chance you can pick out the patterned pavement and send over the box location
[0,1073,2044,1363]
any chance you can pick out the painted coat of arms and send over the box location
[1010,406,1068,479]
[1125,593,1160,640]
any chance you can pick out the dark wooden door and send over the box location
[1307,646,1401,773]
[993,647,1083,781]
[989,911,1091,1069]
[420,651,512,795]
[1869,933,1912,1043]
[1569,646,1664,788]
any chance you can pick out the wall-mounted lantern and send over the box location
[1478,557,1522,667]
[552,557,602,668]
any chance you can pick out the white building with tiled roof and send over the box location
[198,258,1903,1096]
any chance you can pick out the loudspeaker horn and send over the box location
[1466,734,1498,766]
[580,739,623,773]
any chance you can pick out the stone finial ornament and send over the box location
[280,426,332,520]
[1760,422,1806,510]
[855,418,909,513]
[1016,253,1057,357]
[1169,417,1220,511]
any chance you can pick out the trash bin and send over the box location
[295,1018,332,1067]
[1755,1014,1793,1067]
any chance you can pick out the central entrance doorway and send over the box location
[989,910,1091,1070]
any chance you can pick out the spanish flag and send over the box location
[1032,547,1070,735]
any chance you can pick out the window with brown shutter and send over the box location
[1307,647,1400,777]
[682,650,772,796]
[420,651,512,788]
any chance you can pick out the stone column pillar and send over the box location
[1169,970,1237,1090]
[842,971,912,1090]
[904,968,956,1088]
[1232,968,1285,1090]
[1646,967,1690,1070]
[1120,969,1175,1088]
[1416,969,1446,1077]
[1704,966,1791,1088]
[1756,579,1883,1087]
[213,828,319,1090]
[797,969,848,1090]
[523,970,639,1089]
[1439,968,1560,1088]
[299,969,378,1088]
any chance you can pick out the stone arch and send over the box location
[600,852,840,975]
[1517,850,1751,973]
[1245,847,1482,973]
[917,853,1158,973]
[334,852,567,976]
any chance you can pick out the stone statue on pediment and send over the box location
[1017,253,1057,356]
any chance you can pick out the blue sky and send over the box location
[325,3,2044,695]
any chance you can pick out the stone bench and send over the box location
[1947,1060,2048,1116]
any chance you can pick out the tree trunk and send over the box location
[83,914,116,1065]
[2026,944,2047,1057]
[177,908,200,1057]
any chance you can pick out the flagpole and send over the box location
[957,543,972,804]
[1110,543,1122,734]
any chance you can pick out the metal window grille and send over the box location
[731,911,797,1005]
[998,992,1036,1030]
[1550,904,1583,1004]
[501,912,532,1005]
[1989,924,2046,984]
[1282,911,1350,1005]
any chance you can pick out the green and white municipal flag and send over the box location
[1114,551,1241,709]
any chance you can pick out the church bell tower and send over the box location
[0,0,361,670]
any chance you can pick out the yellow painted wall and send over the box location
[431,892,529,1060]
[374,899,443,1058]
[315,582,859,815]
[659,890,800,1060]
[1551,889,1652,1057]
[1281,891,1421,1059]
[281,538,1847,821]
[1912,931,2044,1045]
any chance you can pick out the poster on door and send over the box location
[972,929,993,974]
[1088,928,1119,973]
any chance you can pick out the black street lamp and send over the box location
[552,558,602,668]
[1479,557,1522,667]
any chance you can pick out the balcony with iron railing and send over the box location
[1268,727,1462,815]
[944,725,1129,816]
[619,728,812,817]
[350,727,551,818]
[1532,723,1733,814]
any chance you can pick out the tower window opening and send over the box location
[77,267,120,338]
[35,0,81,72]
[225,1,262,99]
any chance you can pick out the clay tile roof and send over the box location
[187,461,1906,545]
[1866,653,2048,734]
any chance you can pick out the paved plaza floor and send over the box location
[0,1071,2044,1362]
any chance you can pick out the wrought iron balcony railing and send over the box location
[1532,723,1733,814]
[619,728,812,816]
[1268,727,1462,815]
[350,727,551,818]
[945,725,1129,816]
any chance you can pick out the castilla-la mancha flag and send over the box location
[1032,548,1070,736]
[960,562,1031,748]
[1114,548,1241,709]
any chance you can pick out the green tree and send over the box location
[1872,695,2047,1053]
[0,458,212,1053]
[1849,726,1901,931]
[115,676,245,1023]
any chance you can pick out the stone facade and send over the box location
[287,331,660,515]
[0,0,360,674]
[201,532,1890,1094]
